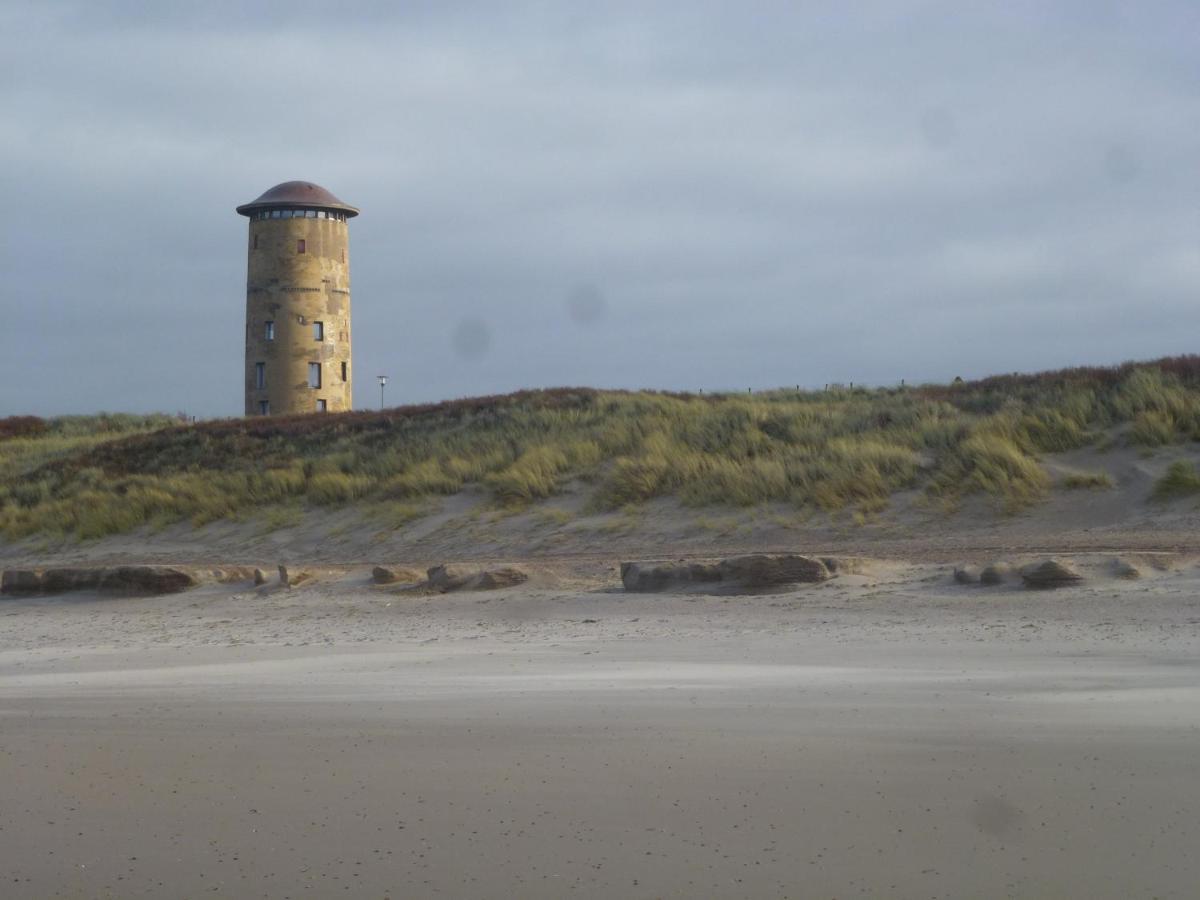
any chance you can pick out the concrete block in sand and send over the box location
[3,566,195,596]
[2,569,45,594]
[980,563,1011,586]
[97,566,195,595]
[372,566,424,585]
[40,568,103,593]
[253,568,268,586]
[1020,560,1083,589]
[620,561,722,592]
[621,555,829,593]
[427,565,528,592]
[717,554,830,589]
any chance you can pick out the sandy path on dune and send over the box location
[1,564,1199,899]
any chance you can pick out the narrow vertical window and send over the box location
[264,320,275,341]
[316,399,327,412]
[340,248,346,263]
[340,361,347,382]
[308,362,321,389]
[297,239,306,254]
[258,400,270,415]
[254,362,265,389]
[313,321,324,341]
[253,234,259,250]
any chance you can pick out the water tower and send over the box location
[236,181,358,415]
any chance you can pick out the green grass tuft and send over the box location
[1152,461,1200,501]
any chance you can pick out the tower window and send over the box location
[341,361,347,381]
[316,399,327,412]
[253,234,259,249]
[264,320,275,341]
[297,239,306,254]
[313,321,324,341]
[308,362,321,389]
[341,248,346,263]
[254,362,265,389]
[259,400,270,415]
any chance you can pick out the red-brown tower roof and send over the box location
[236,181,359,217]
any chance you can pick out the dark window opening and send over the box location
[253,234,259,250]
[258,400,270,415]
[316,399,327,412]
[308,362,321,389]
[297,239,306,254]
[264,320,275,341]
[340,361,347,381]
[313,321,324,341]
[254,362,265,390]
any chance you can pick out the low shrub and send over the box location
[0,416,47,441]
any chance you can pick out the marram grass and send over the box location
[5,357,1200,540]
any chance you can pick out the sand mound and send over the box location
[427,564,529,592]
[1111,557,1141,579]
[372,566,424,585]
[953,565,980,585]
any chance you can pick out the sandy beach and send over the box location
[1,559,1198,898]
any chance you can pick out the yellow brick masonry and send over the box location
[244,215,352,415]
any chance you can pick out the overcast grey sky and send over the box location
[2,1,1197,416]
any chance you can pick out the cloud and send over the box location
[1,1,1197,415]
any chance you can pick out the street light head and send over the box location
[376,375,390,411]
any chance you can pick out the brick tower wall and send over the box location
[244,214,352,415]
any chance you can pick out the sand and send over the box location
[2,559,1199,898]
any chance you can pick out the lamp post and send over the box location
[377,375,389,410]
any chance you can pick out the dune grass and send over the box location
[1152,461,1200,501]
[5,357,1200,540]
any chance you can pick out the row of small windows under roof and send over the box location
[251,209,349,221]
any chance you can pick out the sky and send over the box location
[2,1,1198,417]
